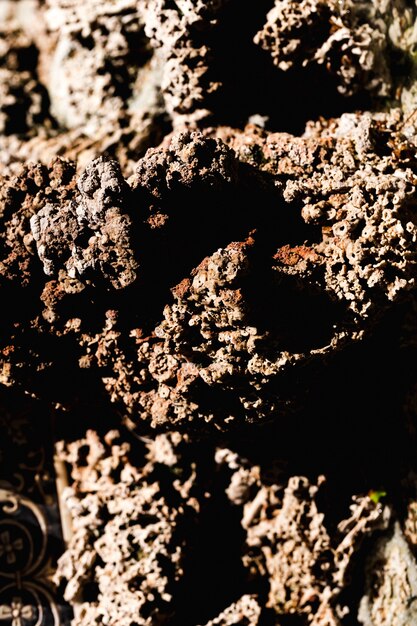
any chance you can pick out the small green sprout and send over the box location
[368,489,387,504]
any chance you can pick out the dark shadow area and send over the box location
[223,298,415,500]
[0,387,74,625]
[242,268,346,355]
[125,170,322,335]
[209,0,372,134]
[173,452,248,626]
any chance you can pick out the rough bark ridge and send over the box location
[2,1,417,625]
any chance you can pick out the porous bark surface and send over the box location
[2,2,417,626]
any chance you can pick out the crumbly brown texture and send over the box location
[215,447,394,625]
[55,431,414,626]
[254,0,417,108]
[31,157,138,288]
[54,430,201,626]
[3,117,417,429]
[199,595,262,626]
[3,1,417,626]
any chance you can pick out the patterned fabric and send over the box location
[0,390,71,626]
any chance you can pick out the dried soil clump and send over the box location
[3,3,417,626]
[2,117,417,430]
[55,430,201,626]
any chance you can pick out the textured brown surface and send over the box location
[2,2,417,626]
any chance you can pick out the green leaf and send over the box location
[368,489,387,504]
